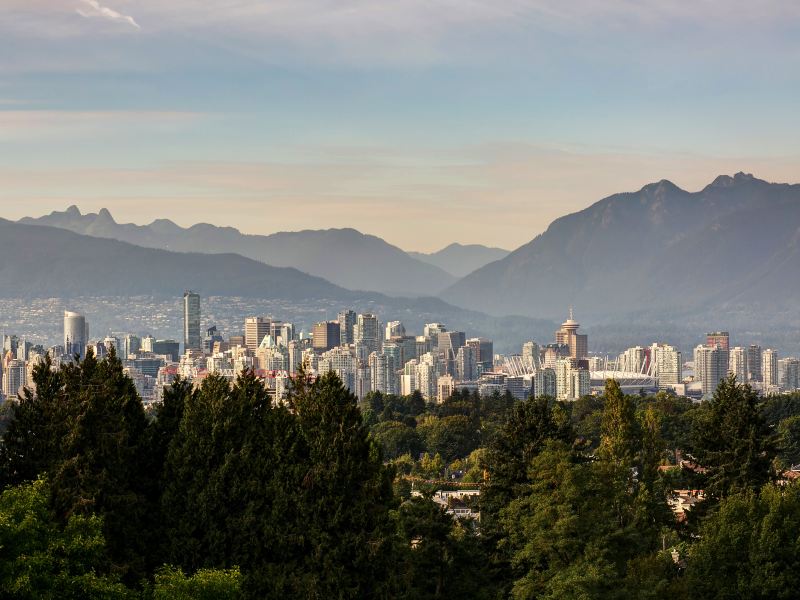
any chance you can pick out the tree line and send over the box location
[1,348,800,598]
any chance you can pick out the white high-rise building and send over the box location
[555,358,588,400]
[318,346,356,391]
[618,346,647,373]
[64,310,88,359]
[2,353,26,399]
[696,344,729,397]
[437,374,455,403]
[651,343,682,389]
[728,346,748,383]
[369,352,396,395]
[355,363,371,399]
[416,361,437,401]
[354,313,380,355]
[522,341,541,371]
[456,345,477,382]
[762,349,779,389]
[779,358,800,391]
[534,368,556,398]
[384,321,405,341]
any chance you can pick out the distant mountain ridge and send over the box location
[441,173,800,321]
[20,207,456,297]
[409,243,510,278]
[0,218,556,352]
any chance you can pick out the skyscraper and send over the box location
[779,357,800,391]
[468,337,495,373]
[2,351,26,400]
[651,343,682,389]
[706,331,730,352]
[555,309,588,359]
[354,313,379,354]
[696,344,728,397]
[762,349,779,389]
[312,321,341,352]
[455,345,477,381]
[338,310,356,346]
[123,334,141,358]
[183,291,202,353]
[244,317,271,351]
[728,346,748,382]
[384,321,405,340]
[64,310,88,359]
[747,345,763,382]
[521,341,541,371]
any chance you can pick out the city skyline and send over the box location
[3,1,800,250]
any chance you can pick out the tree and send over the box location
[776,415,800,470]
[393,497,492,599]
[598,379,638,466]
[480,397,573,595]
[481,397,572,530]
[0,354,69,486]
[500,441,622,599]
[285,370,396,598]
[0,478,134,599]
[691,375,777,501]
[683,484,800,599]
[371,421,422,460]
[49,348,151,583]
[417,415,479,462]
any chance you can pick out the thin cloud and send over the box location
[76,0,140,29]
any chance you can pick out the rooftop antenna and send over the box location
[569,306,574,320]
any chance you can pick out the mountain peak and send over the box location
[707,172,760,190]
[96,208,115,223]
[65,205,81,217]
[640,179,680,194]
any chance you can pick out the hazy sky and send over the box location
[2,1,800,251]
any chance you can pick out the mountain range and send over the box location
[0,218,554,351]
[442,172,800,323]
[20,208,498,296]
[11,172,800,352]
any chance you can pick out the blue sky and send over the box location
[2,0,799,251]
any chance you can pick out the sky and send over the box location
[1,1,800,252]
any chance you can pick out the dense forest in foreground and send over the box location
[1,350,800,599]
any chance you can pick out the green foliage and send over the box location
[691,375,777,501]
[599,379,639,465]
[152,566,242,600]
[776,415,800,470]
[393,496,492,599]
[684,484,800,599]
[0,354,68,486]
[417,415,480,462]
[0,478,134,599]
[49,348,151,583]
[371,420,422,460]
[481,397,573,530]
[5,357,800,599]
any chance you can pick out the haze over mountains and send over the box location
[0,218,554,351]
[442,173,800,324]
[409,244,510,278]
[21,208,469,296]
[12,172,800,352]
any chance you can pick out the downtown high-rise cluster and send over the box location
[1,293,799,405]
